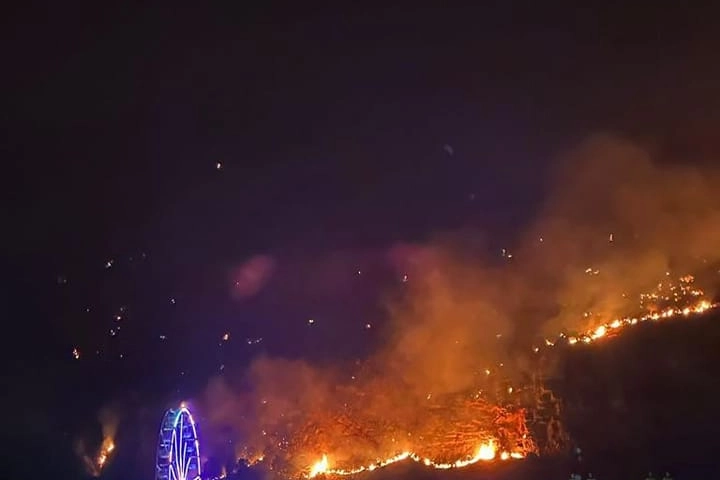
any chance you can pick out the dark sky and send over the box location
[6,3,720,260]
[3,3,720,479]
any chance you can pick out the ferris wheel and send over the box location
[156,406,202,480]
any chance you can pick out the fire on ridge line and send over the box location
[540,299,715,349]
[307,440,525,478]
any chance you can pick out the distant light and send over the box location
[308,319,315,325]
[216,161,223,170]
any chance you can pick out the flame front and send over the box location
[307,440,519,478]
[541,298,714,349]
[309,454,329,477]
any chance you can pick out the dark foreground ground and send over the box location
[239,309,720,480]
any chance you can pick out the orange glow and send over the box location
[306,440,522,478]
[474,441,496,461]
[96,437,115,470]
[541,298,715,349]
[309,454,329,477]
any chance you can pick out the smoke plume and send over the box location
[200,134,720,475]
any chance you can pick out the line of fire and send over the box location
[205,269,717,480]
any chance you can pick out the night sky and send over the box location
[4,3,720,479]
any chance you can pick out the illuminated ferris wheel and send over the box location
[156,406,202,480]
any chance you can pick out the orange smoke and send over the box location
[202,135,720,478]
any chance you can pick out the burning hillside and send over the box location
[214,284,714,479]
[200,135,720,479]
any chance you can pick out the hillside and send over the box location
[242,308,720,480]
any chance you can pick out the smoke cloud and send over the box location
[200,134,720,475]
[230,255,276,299]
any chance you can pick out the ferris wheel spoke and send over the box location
[181,439,189,480]
[184,453,193,479]
[157,407,201,480]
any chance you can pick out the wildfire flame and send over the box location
[306,440,522,478]
[96,437,115,470]
[540,298,715,349]
[309,454,329,477]
[295,277,717,479]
